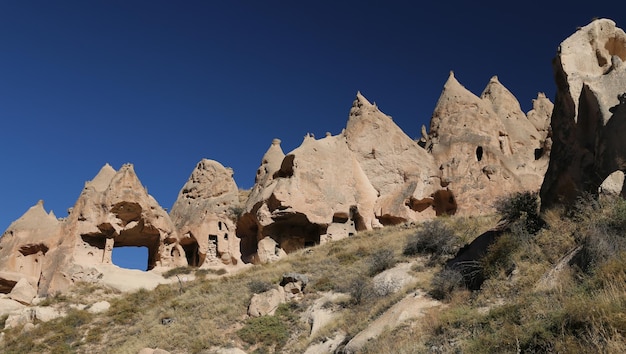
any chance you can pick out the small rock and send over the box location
[160,317,174,325]
[87,301,110,314]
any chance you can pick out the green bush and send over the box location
[403,220,459,266]
[237,315,289,348]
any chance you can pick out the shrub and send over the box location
[367,248,397,276]
[247,280,274,294]
[310,276,334,292]
[347,276,373,305]
[194,268,227,278]
[403,220,459,266]
[108,289,148,325]
[237,315,289,348]
[162,266,193,278]
[480,233,518,278]
[494,191,544,234]
[429,268,464,300]
[572,197,626,274]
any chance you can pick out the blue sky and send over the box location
[1,1,623,269]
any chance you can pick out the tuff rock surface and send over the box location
[426,73,551,216]
[541,18,626,207]
[170,159,242,268]
[239,85,551,263]
[0,162,242,296]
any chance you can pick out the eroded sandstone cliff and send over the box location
[541,18,626,207]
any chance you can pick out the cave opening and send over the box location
[111,246,150,271]
[182,241,200,267]
[476,146,484,161]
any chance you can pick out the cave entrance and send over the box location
[182,241,200,267]
[262,213,323,254]
[476,146,484,161]
[111,246,150,271]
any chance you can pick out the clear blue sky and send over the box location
[0,1,623,269]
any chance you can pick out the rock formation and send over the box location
[345,93,442,223]
[170,159,242,267]
[237,133,381,263]
[541,18,626,207]
[67,163,184,274]
[1,21,562,285]
[239,85,551,263]
[0,163,242,296]
[0,201,59,295]
[426,73,550,215]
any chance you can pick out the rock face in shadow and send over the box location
[170,159,242,267]
[541,18,626,208]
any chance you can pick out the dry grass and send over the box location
[2,202,624,353]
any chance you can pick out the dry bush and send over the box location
[162,266,193,278]
[367,248,397,276]
[247,279,274,294]
[403,220,460,266]
[429,268,464,301]
[494,191,544,234]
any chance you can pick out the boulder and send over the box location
[280,272,308,300]
[0,298,26,317]
[371,262,415,296]
[87,300,110,314]
[8,278,37,305]
[541,18,626,207]
[344,291,441,353]
[33,306,64,322]
[599,170,625,196]
[303,332,347,354]
[302,292,348,337]
[138,349,171,354]
[247,287,286,317]
[211,348,248,354]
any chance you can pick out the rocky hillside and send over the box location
[0,17,625,354]
[1,193,625,353]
